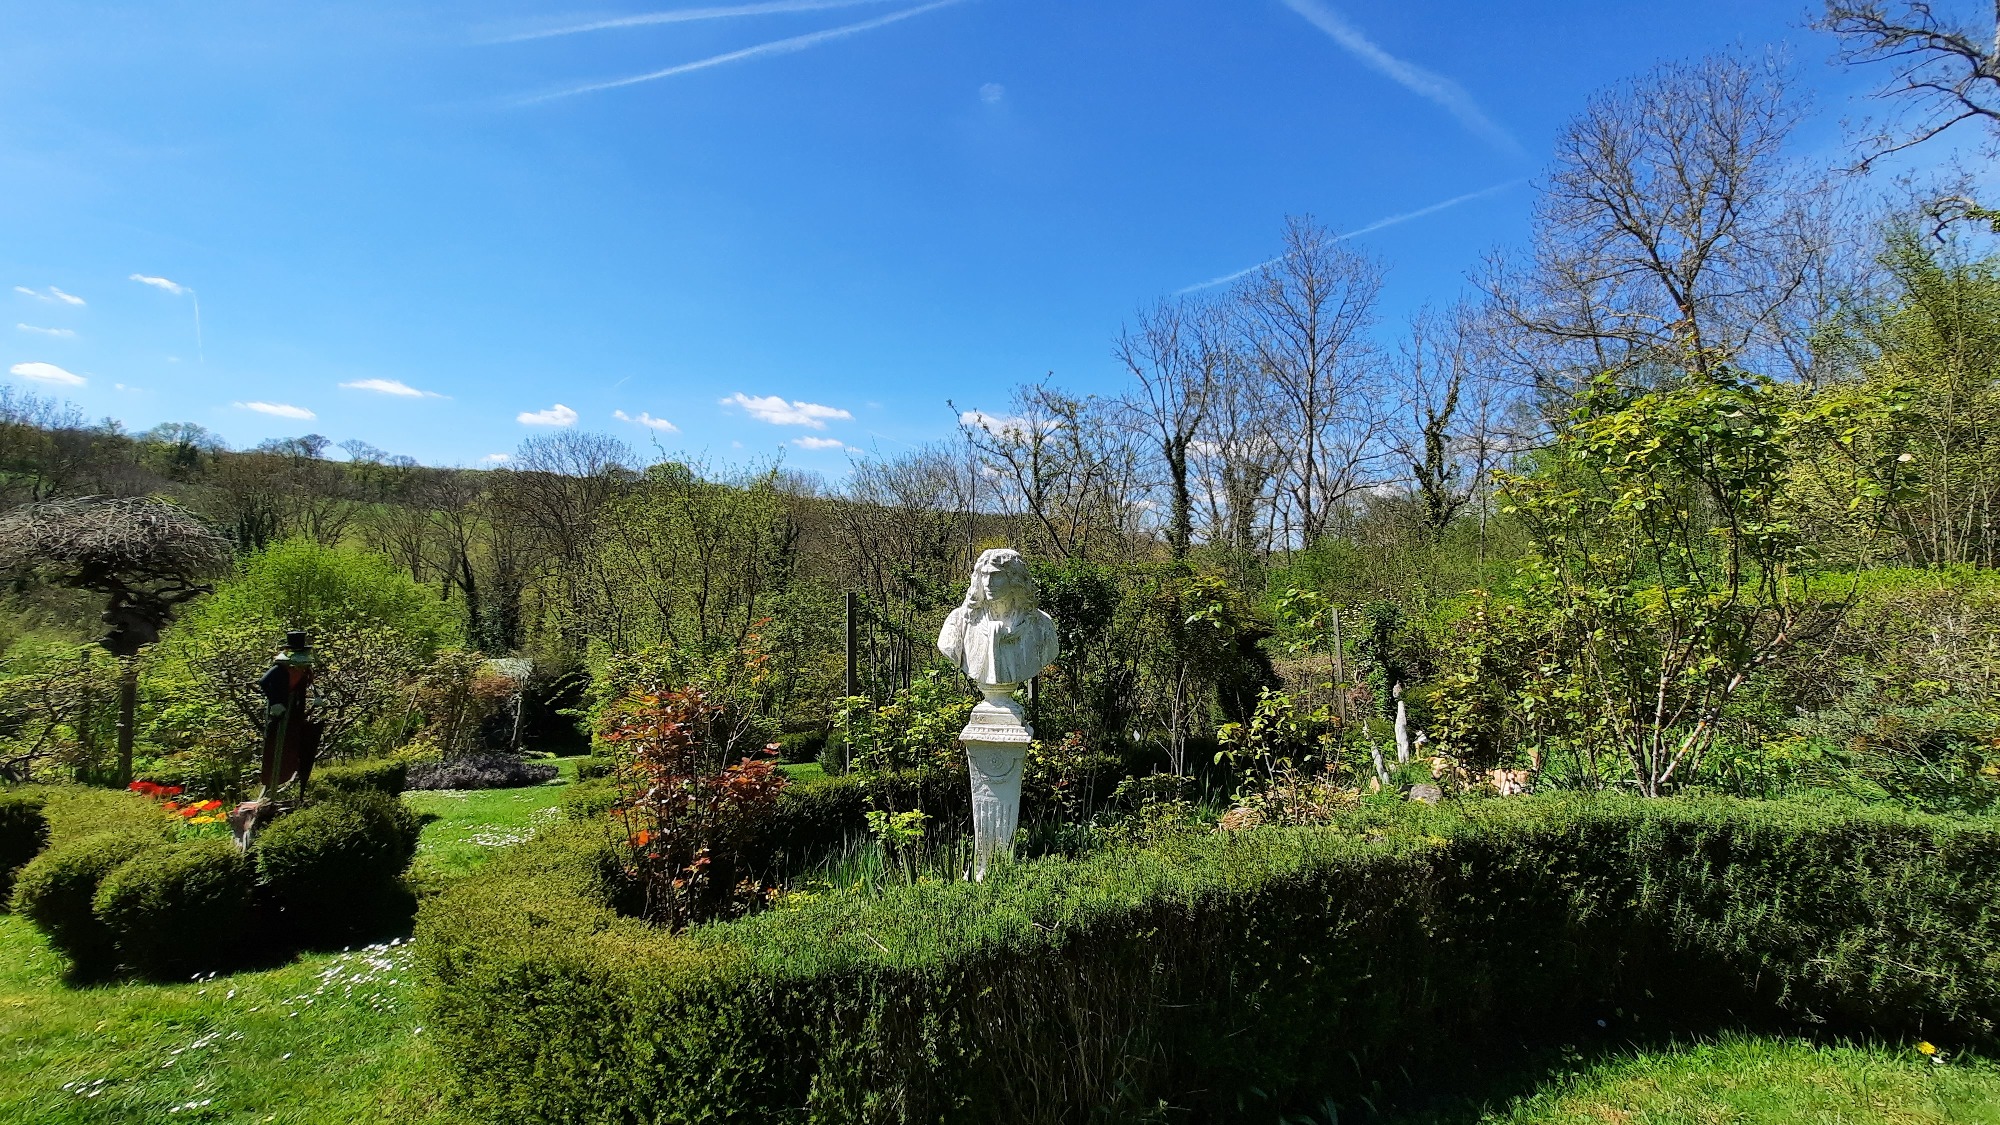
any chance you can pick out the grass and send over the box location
[1383,1035,2000,1125]
[0,765,575,1125]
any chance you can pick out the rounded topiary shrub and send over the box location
[0,791,51,906]
[572,756,613,782]
[255,790,421,941]
[9,832,163,974]
[93,839,255,979]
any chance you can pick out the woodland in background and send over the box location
[2,44,1999,819]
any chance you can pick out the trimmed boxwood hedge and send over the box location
[9,831,165,975]
[415,796,2000,1124]
[94,839,255,978]
[256,790,421,941]
[312,758,409,798]
[0,791,50,906]
[571,756,613,783]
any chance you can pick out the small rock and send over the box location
[1407,783,1443,805]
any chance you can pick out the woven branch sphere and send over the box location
[0,496,233,581]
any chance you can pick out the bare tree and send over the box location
[1819,1,2000,167]
[0,497,233,783]
[1483,54,1846,404]
[1388,306,1483,538]
[1233,216,1388,547]
[1192,349,1282,558]
[1116,297,1226,559]
[956,383,1145,561]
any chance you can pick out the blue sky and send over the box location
[0,0,1969,472]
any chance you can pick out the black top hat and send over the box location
[284,631,311,651]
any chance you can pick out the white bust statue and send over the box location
[938,547,1059,880]
[937,548,1059,689]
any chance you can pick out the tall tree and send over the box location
[1483,54,1849,404]
[1819,1,2000,168]
[1116,297,1224,559]
[1233,216,1387,547]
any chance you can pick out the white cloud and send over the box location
[980,82,1005,104]
[236,401,315,420]
[723,392,852,429]
[8,361,85,386]
[340,377,446,399]
[480,453,511,465]
[791,435,848,450]
[14,285,84,306]
[613,409,679,432]
[517,0,969,103]
[958,409,1043,438]
[1279,0,1521,156]
[517,403,579,426]
[130,274,189,296]
[17,324,75,338]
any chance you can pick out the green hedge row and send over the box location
[9,787,421,978]
[0,791,50,906]
[311,758,409,798]
[416,796,2000,1124]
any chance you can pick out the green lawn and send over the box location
[0,765,577,1125]
[1389,1035,2000,1125]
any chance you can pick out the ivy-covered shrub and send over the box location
[312,758,409,798]
[93,839,255,978]
[0,791,50,905]
[255,790,421,940]
[9,832,163,974]
[406,755,557,792]
[417,796,2000,1124]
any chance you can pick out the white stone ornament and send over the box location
[937,548,1058,880]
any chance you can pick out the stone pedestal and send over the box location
[961,685,1031,881]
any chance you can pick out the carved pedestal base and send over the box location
[962,685,1031,881]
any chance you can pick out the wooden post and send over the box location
[1330,604,1348,729]
[844,591,859,697]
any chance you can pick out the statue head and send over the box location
[963,548,1036,618]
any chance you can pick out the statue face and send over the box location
[969,550,1030,610]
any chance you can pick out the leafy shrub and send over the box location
[0,790,49,904]
[312,758,409,798]
[255,790,421,940]
[406,755,558,792]
[9,832,163,973]
[559,779,618,822]
[93,839,254,978]
[571,756,613,782]
[598,683,786,930]
[418,796,2000,1124]
[773,730,825,764]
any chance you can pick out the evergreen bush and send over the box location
[0,790,49,905]
[9,831,163,974]
[571,756,613,782]
[558,778,618,821]
[255,790,420,940]
[416,796,2000,1124]
[93,838,254,978]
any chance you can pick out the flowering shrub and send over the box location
[599,683,788,931]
